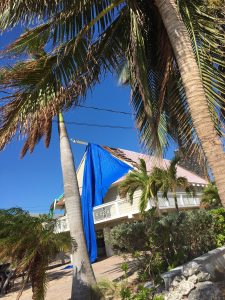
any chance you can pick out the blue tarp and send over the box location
[81,143,132,263]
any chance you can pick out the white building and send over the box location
[55,147,207,258]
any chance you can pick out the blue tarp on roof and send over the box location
[81,143,132,263]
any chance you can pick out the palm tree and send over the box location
[0,1,225,207]
[201,182,221,209]
[0,208,73,300]
[58,113,96,299]
[119,158,162,215]
[154,156,195,211]
[0,36,96,299]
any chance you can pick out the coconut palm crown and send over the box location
[0,0,224,160]
[154,155,196,211]
[119,156,195,214]
[119,158,162,214]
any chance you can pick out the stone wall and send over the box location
[162,246,225,300]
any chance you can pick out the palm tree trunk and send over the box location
[173,192,179,212]
[155,0,225,207]
[58,113,96,300]
[155,195,161,216]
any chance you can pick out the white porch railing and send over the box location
[55,216,70,233]
[55,192,201,233]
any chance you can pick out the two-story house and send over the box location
[54,147,207,258]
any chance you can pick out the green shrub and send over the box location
[211,208,225,246]
[109,209,225,282]
[201,183,221,209]
[120,286,132,299]
[153,296,164,300]
[109,221,147,253]
[131,285,152,300]
[95,279,164,300]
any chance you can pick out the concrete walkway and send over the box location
[3,256,131,300]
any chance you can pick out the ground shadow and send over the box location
[100,259,139,281]
[0,264,72,298]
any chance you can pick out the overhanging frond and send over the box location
[178,0,225,137]
[0,10,129,156]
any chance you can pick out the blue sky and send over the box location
[0,28,176,213]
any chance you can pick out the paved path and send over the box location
[2,256,130,300]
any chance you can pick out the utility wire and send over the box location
[55,120,134,130]
[0,99,134,115]
[76,104,133,115]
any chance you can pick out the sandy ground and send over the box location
[2,256,133,300]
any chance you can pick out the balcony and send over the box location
[54,191,201,233]
[55,216,70,233]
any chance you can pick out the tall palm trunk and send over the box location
[154,195,161,216]
[155,0,225,207]
[173,192,179,212]
[58,113,96,300]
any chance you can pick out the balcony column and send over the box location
[115,201,120,217]
[180,194,184,207]
[146,199,152,210]
[103,227,114,257]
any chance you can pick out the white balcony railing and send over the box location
[55,216,70,233]
[54,192,201,233]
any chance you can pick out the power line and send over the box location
[76,104,133,115]
[55,120,134,130]
[0,99,134,115]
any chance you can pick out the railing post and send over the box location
[147,199,152,210]
[193,195,198,206]
[196,195,200,206]
[180,194,184,207]
[115,201,120,217]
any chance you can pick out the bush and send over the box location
[109,209,225,282]
[108,221,147,253]
[211,208,225,246]
[95,279,164,300]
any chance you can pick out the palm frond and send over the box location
[125,0,225,160]
[0,9,129,155]
[178,0,225,137]
[128,2,175,156]
[1,0,225,166]
[1,0,124,59]
[128,5,153,121]
[119,158,161,214]
[0,208,73,300]
[0,0,122,33]
[119,158,149,203]
[139,190,149,214]
[168,155,179,178]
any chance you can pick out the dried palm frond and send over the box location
[0,9,129,156]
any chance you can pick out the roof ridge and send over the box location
[115,147,171,162]
[104,146,207,184]
[103,146,138,167]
